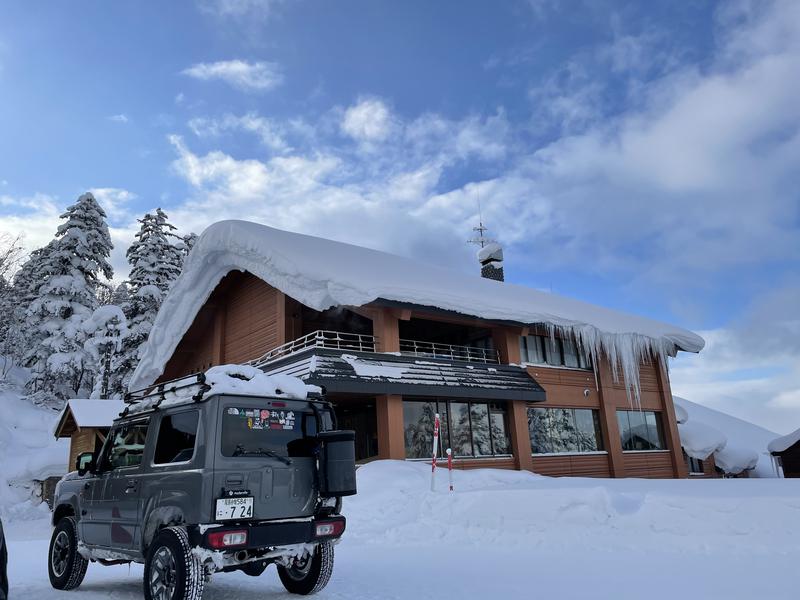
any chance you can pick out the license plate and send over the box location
[215,497,254,521]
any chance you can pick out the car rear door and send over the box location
[211,396,317,523]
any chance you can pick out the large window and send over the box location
[527,407,604,454]
[519,335,591,369]
[617,410,666,451]
[154,411,199,464]
[403,399,510,459]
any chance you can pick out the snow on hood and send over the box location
[130,220,705,393]
[677,420,727,460]
[767,428,800,454]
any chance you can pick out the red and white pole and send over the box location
[431,413,440,491]
[446,448,453,492]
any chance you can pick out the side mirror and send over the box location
[76,451,96,476]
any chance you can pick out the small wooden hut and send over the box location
[53,399,125,471]
[769,428,800,478]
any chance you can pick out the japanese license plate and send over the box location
[215,496,254,521]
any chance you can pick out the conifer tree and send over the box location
[24,193,113,406]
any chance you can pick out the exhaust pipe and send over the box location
[235,550,249,562]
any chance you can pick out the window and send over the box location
[220,406,315,458]
[403,399,510,459]
[104,421,149,469]
[527,407,604,454]
[154,411,199,464]
[684,451,704,475]
[617,410,666,451]
[519,334,591,369]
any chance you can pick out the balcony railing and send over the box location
[248,330,377,369]
[399,339,500,364]
[248,329,500,368]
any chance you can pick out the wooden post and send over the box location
[376,394,405,459]
[372,309,400,353]
[595,358,626,477]
[655,357,689,478]
[508,400,533,471]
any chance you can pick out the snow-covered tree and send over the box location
[110,282,131,307]
[178,232,198,264]
[83,304,128,399]
[24,193,113,406]
[110,209,183,397]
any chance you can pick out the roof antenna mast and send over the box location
[467,189,504,282]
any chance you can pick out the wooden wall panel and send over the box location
[526,366,599,408]
[223,277,282,364]
[531,454,611,478]
[622,451,674,478]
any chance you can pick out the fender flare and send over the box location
[141,505,187,552]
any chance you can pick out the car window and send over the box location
[105,421,149,470]
[153,411,199,464]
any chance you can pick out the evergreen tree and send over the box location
[24,193,113,406]
[110,282,131,307]
[83,305,128,399]
[110,208,183,397]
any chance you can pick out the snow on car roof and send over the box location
[130,220,704,394]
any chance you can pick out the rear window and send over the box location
[221,407,317,458]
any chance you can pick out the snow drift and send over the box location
[130,220,704,399]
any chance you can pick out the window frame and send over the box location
[99,418,151,472]
[527,406,606,456]
[151,409,201,467]
[519,334,592,371]
[617,409,668,452]
[402,398,513,460]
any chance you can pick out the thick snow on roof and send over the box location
[677,420,727,460]
[674,402,689,424]
[767,428,800,454]
[57,399,126,432]
[674,396,778,477]
[130,220,704,392]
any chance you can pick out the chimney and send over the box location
[477,242,504,282]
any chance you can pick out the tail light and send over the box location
[315,519,345,538]
[208,529,248,549]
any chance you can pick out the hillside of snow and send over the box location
[674,396,778,477]
[0,365,69,520]
[4,461,800,599]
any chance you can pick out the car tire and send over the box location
[143,526,204,600]
[277,541,334,595]
[48,516,89,590]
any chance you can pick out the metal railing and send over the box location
[398,339,500,364]
[248,330,377,368]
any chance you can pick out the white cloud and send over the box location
[107,114,129,124]
[188,113,290,153]
[89,187,137,224]
[341,98,397,143]
[0,193,62,252]
[197,0,283,20]
[182,60,283,92]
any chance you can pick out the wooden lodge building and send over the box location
[129,221,706,479]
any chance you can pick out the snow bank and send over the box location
[128,364,320,414]
[0,384,68,519]
[345,460,800,554]
[767,427,800,454]
[130,220,704,400]
[674,396,777,477]
[677,420,727,460]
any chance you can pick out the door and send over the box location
[90,420,150,549]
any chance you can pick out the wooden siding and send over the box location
[622,451,674,478]
[68,429,98,472]
[532,454,611,478]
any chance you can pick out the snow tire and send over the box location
[48,516,89,590]
[143,526,205,600]
[277,541,334,595]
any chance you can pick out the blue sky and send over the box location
[0,0,798,433]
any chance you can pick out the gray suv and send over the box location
[48,370,356,600]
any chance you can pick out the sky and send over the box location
[0,0,798,433]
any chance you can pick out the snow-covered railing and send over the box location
[248,330,378,368]
[398,339,500,364]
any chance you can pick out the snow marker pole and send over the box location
[431,413,440,491]
[446,448,453,492]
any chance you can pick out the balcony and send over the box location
[248,329,500,369]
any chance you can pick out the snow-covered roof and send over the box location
[130,220,704,391]
[54,399,126,437]
[673,396,778,477]
[767,428,800,454]
[678,420,727,460]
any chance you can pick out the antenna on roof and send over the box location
[467,190,504,282]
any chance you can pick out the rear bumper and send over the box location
[196,516,346,550]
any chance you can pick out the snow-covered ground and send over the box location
[4,461,800,599]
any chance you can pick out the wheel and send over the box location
[143,527,204,600]
[48,516,88,590]
[277,541,334,595]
